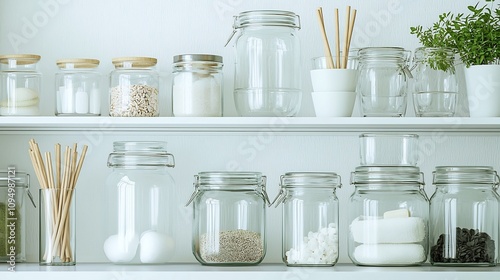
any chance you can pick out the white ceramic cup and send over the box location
[310,69,358,92]
[311,91,356,117]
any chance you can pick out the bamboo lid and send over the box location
[112,57,157,68]
[57,58,100,69]
[0,54,41,65]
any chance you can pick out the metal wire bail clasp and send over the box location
[270,175,287,208]
[224,16,238,47]
[260,175,271,206]
[185,175,200,207]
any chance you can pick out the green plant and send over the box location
[411,1,500,68]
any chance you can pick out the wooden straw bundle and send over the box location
[28,139,88,263]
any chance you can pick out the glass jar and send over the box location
[349,166,429,266]
[412,47,458,117]
[172,54,223,117]
[356,47,412,117]
[0,54,41,116]
[430,166,499,266]
[229,10,302,117]
[109,57,159,117]
[272,172,341,266]
[105,141,176,264]
[0,170,34,263]
[186,172,270,265]
[55,59,101,116]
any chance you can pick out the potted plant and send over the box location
[410,1,500,117]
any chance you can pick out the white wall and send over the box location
[0,0,497,263]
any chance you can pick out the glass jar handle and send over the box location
[494,173,500,191]
[166,153,175,168]
[260,175,271,206]
[185,175,200,206]
[224,16,238,47]
[270,175,286,207]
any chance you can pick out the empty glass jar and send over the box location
[430,166,499,266]
[229,10,302,117]
[412,47,458,117]
[356,47,411,117]
[186,172,270,265]
[0,54,41,116]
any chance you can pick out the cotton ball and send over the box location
[139,231,175,263]
[103,234,139,263]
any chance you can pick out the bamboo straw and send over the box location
[334,8,341,69]
[342,6,351,69]
[316,7,334,69]
[347,9,357,61]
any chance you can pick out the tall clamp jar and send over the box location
[430,166,499,266]
[227,10,302,117]
[104,141,176,264]
[272,172,341,266]
[356,47,412,117]
[186,172,270,265]
[349,166,429,266]
[55,59,101,116]
[0,54,41,116]
[109,57,159,117]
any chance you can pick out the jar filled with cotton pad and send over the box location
[0,54,41,116]
[348,166,429,266]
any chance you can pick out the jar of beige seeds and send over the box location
[109,57,159,117]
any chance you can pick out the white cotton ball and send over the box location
[139,231,175,264]
[103,234,139,263]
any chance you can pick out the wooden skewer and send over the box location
[316,7,334,69]
[334,8,341,69]
[347,9,357,62]
[342,6,351,69]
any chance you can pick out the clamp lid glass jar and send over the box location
[172,54,223,117]
[186,172,270,265]
[104,141,176,264]
[348,166,429,266]
[229,10,302,117]
[430,166,499,266]
[0,54,41,116]
[109,57,159,117]
[56,59,101,116]
[272,172,341,266]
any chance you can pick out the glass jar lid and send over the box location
[358,47,410,62]
[112,57,157,69]
[433,166,499,185]
[413,47,456,61]
[351,166,424,185]
[0,171,35,207]
[107,141,175,167]
[281,172,341,188]
[196,172,264,190]
[57,58,100,69]
[173,54,222,64]
[234,10,300,29]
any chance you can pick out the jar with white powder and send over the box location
[172,54,223,117]
[349,166,429,266]
[55,59,101,116]
[109,57,159,117]
[0,54,41,116]
[272,172,341,266]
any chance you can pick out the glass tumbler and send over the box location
[359,133,419,166]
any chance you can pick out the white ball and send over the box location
[103,234,139,263]
[139,231,175,264]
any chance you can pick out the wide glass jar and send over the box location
[186,172,270,265]
[0,171,34,263]
[0,54,41,116]
[349,166,429,266]
[55,59,101,116]
[229,10,302,117]
[412,47,458,117]
[272,172,341,266]
[430,166,499,266]
[356,47,411,117]
[105,141,176,264]
[172,54,223,117]
[109,57,159,117]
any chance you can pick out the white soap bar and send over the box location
[0,88,39,107]
[383,209,410,219]
[103,234,139,263]
[350,217,426,244]
[353,244,426,265]
[89,88,100,114]
[139,231,175,263]
[75,88,89,114]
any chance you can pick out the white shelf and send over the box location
[1,263,499,280]
[1,116,500,133]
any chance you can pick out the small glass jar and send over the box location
[172,54,223,117]
[349,166,429,266]
[186,172,270,265]
[229,10,302,117]
[356,47,412,117]
[272,172,341,266]
[412,47,458,117]
[109,57,159,117]
[430,166,499,266]
[105,141,176,264]
[55,59,101,116]
[359,133,419,166]
[0,171,34,263]
[0,54,41,116]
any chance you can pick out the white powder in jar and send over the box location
[172,72,221,117]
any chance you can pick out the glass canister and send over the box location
[186,172,270,265]
[109,57,159,117]
[430,166,499,266]
[412,47,458,117]
[356,47,412,117]
[0,54,41,116]
[55,59,101,116]
[104,141,176,264]
[229,10,302,117]
[349,166,429,266]
[172,54,223,117]
[0,170,34,263]
[272,172,341,266]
